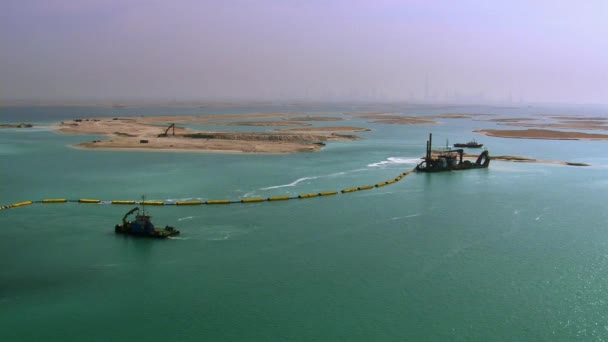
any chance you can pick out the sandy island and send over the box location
[354,113,492,125]
[474,129,608,140]
[55,115,367,153]
[216,121,311,127]
[479,115,608,131]
[354,114,438,125]
[35,110,603,164]
[285,116,343,121]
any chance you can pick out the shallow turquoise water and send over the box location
[2,104,608,341]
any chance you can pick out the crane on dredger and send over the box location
[114,196,179,238]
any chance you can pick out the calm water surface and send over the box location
[1,104,608,341]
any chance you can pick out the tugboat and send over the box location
[416,133,490,172]
[115,199,179,238]
[454,139,483,148]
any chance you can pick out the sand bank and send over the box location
[354,114,437,125]
[474,129,608,140]
[482,118,538,123]
[285,116,343,121]
[218,121,311,127]
[498,122,608,131]
[279,126,369,133]
[431,113,492,119]
[480,115,608,131]
[356,113,489,125]
[55,116,365,153]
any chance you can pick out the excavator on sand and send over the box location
[158,123,175,137]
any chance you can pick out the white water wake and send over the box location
[261,176,319,190]
[368,157,420,168]
[391,213,422,220]
[258,159,411,191]
[260,171,348,190]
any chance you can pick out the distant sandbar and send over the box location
[55,115,367,153]
[474,129,608,140]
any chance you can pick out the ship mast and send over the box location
[141,195,147,216]
[425,133,432,162]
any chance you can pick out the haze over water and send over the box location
[2,0,608,341]
[2,103,608,341]
[1,1,607,104]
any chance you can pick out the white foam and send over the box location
[368,157,421,168]
[4,126,54,133]
[166,197,203,202]
[261,176,317,190]
[178,216,193,221]
[260,171,348,190]
[385,213,422,222]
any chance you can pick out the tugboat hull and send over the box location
[115,224,180,238]
[115,205,180,238]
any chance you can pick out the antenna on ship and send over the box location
[141,194,146,216]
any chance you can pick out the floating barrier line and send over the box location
[0,169,416,211]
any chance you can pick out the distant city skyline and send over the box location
[1,0,607,105]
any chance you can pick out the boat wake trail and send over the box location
[260,171,348,190]
[168,236,191,240]
[368,157,420,168]
[391,213,422,220]
[261,176,319,190]
[178,216,193,221]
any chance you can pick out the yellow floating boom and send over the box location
[241,197,265,203]
[206,200,231,205]
[268,196,290,201]
[79,199,101,203]
[0,170,416,211]
[42,199,67,203]
[176,200,202,205]
[111,200,136,205]
[141,201,164,205]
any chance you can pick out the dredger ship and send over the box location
[115,202,179,238]
[416,133,490,172]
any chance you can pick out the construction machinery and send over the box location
[114,202,179,238]
[416,133,490,172]
[158,123,175,137]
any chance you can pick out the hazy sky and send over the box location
[1,0,607,104]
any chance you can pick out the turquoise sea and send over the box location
[2,103,608,341]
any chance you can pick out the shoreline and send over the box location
[54,115,367,153]
[474,128,608,140]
